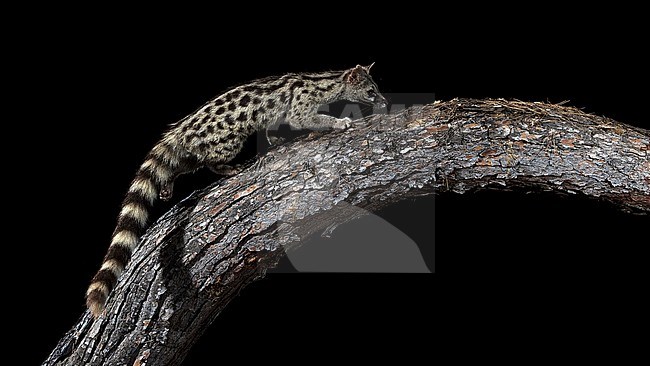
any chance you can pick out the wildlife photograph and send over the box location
[11,10,647,366]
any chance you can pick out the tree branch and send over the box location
[44,99,649,365]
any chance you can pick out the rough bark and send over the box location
[44,99,649,366]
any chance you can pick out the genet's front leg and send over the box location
[287,113,352,131]
[265,127,286,145]
[313,114,352,130]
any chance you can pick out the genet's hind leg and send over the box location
[205,139,247,177]
[157,159,198,201]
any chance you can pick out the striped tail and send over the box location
[86,141,178,318]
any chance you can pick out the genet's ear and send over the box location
[345,64,367,85]
[363,62,375,73]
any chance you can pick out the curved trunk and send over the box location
[44,99,649,365]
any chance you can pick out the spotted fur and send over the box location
[86,64,386,318]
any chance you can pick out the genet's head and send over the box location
[341,63,387,109]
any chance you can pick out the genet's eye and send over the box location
[366,89,376,101]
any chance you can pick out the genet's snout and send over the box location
[374,95,388,109]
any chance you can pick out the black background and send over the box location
[10,9,648,364]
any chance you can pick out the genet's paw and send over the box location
[332,117,352,130]
[267,136,286,145]
[159,185,173,201]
